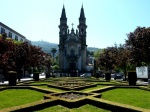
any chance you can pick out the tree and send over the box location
[51,48,57,62]
[94,49,104,59]
[126,27,150,66]
[0,35,16,78]
[44,54,52,76]
[97,47,118,72]
[0,33,47,80]
[115,44,130,80]
[28,45,45,73]
[13,42,30,80]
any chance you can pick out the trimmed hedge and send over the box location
[6,96,148,112]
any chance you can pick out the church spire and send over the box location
[60,5,67,21]
[79,4,86,22]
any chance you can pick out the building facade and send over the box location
[58,5,87,74]
[0,22,30,43]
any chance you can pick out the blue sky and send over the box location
[1,0,150,48]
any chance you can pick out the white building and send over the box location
[0,22,30,43]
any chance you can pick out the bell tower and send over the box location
[78,4,87,46]
[59,5,68,43]
[78,5,87,71]
[59,5,68,70]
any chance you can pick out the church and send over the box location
[58,5,88,75]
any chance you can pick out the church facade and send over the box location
[58,5,87,73]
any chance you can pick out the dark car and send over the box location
[0,75,5,83]
[114,73,124,80]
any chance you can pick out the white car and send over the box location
[80,74,85,77]
[41,72,45,76]
[30,74,33,78]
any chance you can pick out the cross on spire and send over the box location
[71,23,74,29]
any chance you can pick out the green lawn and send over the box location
[37,85,66,92]
[101,88,150,109]
[34,104,110,112]
[0,89,44,109]
[96,81,115,85]
[80,85,106,92]
[29,81,50,85]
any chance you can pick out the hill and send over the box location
[31,40,101,54]
[31,41,59,54]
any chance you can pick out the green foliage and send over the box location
[126,64,136,71]
[113,66,121,72]
[94,49,104,59]
[126,27,150,65]
[52,65,59,70]
[5,37,13,41]
[13,40,23,45]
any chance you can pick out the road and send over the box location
[0,75,45,85]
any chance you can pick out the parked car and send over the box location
[40,72,45,76]
[0,75,5,83]
[114,73,124,80]
[80,74,85,77]
[30,74,33,78]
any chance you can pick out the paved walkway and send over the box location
[0,76,149,85]
[0,75,45,85]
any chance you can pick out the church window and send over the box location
[62,28,65,34]
[81,28,84,34]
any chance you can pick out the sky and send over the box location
[1,0,150,48]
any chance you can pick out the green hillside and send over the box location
[31,40,101,54]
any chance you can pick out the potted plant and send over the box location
[8,71,17,86]
[105,71,111,81]
[33,72,39,81]
[128,71,137,85]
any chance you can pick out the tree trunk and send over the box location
[124,64,127,81]
[17,69,22,81]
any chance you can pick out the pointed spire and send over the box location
[60,5,67,21]
[79,4,86,21]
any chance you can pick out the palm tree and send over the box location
[51,48,57,62]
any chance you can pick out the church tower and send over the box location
[58,5,87,75]
[78,5,87,71]
[58,5,68,70]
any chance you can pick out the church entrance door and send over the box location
[69,63,77,77]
